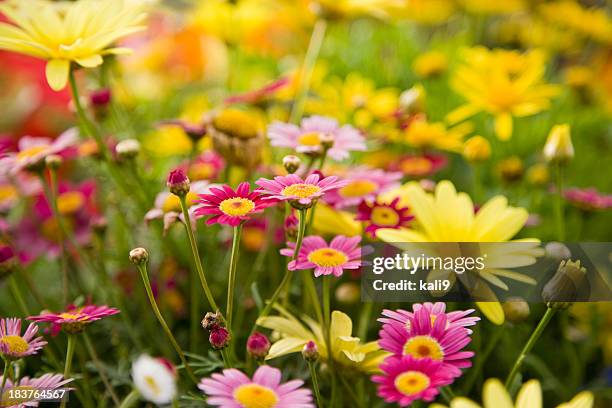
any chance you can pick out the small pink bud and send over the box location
[302,340,319,362]
[246,332,271,360]
[167,168,190,196]
[90,88,112,107]
[209,327,231,350]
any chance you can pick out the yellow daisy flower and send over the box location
[447,47,560,140]
[257,306,388,374]
[377,180,543,325]
[400,118,473,153]
[0,0,146,90]
[430,378,593,408]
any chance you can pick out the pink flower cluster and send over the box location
[373,303,479,406]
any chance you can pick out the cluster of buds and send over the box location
[201,311,230,350]
[246,332,271,361]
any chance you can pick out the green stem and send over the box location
[0,358,8,403]
[83,333,120,406]
[554,164,565,241]
[357,302,374,341]
[226,224,243,331]
[178,195,219,312]
[308,362,324,408]
[60,334,76,408]
[118,389,140,408]
[322,275,338,407]
[8,276,29,316]
[304,272,324,326]
[220,348,232,368]
[136,263,198,384]
[290,19,328,124]
[505,307,556,389]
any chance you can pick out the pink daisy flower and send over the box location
[378,303,480,334]
[1,373,73,407]
[564,187,612,211]
[378,304,476,378]
[268,115,366,161]
[0,318,47,359]
[194,182,274,227]
[199,365,314,408]
[372,355,454,406]
[256,173,348,209]
[29,304,119,334]
[356,197,414,237]
[323,167,402,209]
[280,235,364,277]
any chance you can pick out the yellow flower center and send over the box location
[487,81,521,110]
[394,371,431,396]
[0,185,18,204]
[144,375,161,396]
[281,183,321,199]
[57,191,85,215]
[16,145,48,161]
[298,132,322,146]
[233,384,279,408]
[307,248,348,267]
[403,335,444,361]
[338,180,377,198]
[219,197,255,217]
[58,312,88,321]
[0,335,29,354]
[162,191,198,213]
[400,157,433,176]
[188,163,215,180]
[370,206,400,227]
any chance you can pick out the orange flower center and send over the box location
[370,206,400,227]
[403,335,444,361]
[219,197,255,217]
[1,335,28,354]
[394,371,431,396]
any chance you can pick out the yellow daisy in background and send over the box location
[413,50,448,78]
[312,202,363,237]
[400,118,473,152]
[430,378,593,408]
[0,0,147,91]
[257,307,388,374]
[377,180,543,325]
[447,47,560,140]
[458,0,526,15]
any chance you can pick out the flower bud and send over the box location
[209,327,231,350]
[526,163,549,187]
[129,247,149,265]
[335,282,361,305]
[543,124,574,164]
[542,259,587,309]
[45,154,63,169]
[462,136,491,163]
[167,169,190,196]
[319,133,335,150]
[116,139,141,160]
[502,297,530,323]
[496,156,524,183]
[545,242,571,261]
[90,216,108,236]
[282,155,301,174]
[302,340,319,362]
[201,311,222,331]
[246,332,271,360]
[90,88,111,107]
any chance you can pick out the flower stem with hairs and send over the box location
[135,262,198,384]
[83,332,120,406]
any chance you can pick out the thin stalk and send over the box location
[304,272,324,325]
[8,276,29,316]
[505,307,556,389]
[189,267,200,352]
[357,302,374,341]
[136,263,198,384]
[290,19,328,124]
[178,195,219,311]
[308,361,323,408]
[118,389,140,408]
[462,326,504,394]
[322,276,338,407]
[226,224,243,330]
[554,164,565,241]
[82,333,120,406]
[0,358,8,402]
[60,334,76,408]
[220,348,232,368]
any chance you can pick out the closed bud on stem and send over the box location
[201,311,222,331]
[45,154,62,169]
[129,247,149,265]
[284,213,299,239]
[282,155,301,174]
[246,332,271,360]
[167,169,190,197]
[209,327,231,350]
[542,259,587,309]
[302,340,319,362]
[115,139,141,160]
[319,133,334,150]
[90,216,108,236]
[543,124,574,164]
[502,297,530,323]
[462,136,491,163]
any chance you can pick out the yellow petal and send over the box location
[556,391,594,408]
[76,54,104,68]
[450,398,482,408]
[265,337,307,360]
[476,302,505,325]
[516,380,542,408]
[483,379,513,408]
[45,59,70,91]
[330,311,353,339]
[494,113,513,141]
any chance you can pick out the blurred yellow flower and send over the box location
[447,47,560,140]
[539,1,612,45]
[0,0,146,90]
[430,378,593,408]
[463,135,491,163]
[392,0,456,25]
[401,119,472,152]
[257,307,388,374]
[312,202,362,237]
[458,0,525,15]
[564,66,594,89]
[496,156,524,183]
[143,125,193,157]
[413,51,448,78]
[315,0,403,20]
[526,163,550,187]
[378,180,542,324]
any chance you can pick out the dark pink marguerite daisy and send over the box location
[356,197,413,237]
[29,304,120,334]
[194,182,273,227]
[280,235,365,277]
[256,173,348,209]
